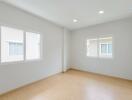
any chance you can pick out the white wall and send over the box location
[71,17,132,80]
[0,2,70,94]
[63,28,71,71]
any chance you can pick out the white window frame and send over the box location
[1,26,24,63]
[86,36,113,59]
[25,32,42,61]
[0,25,42,65]
[86,38,98,58]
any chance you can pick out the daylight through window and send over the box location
[0,26,41,63]
[87,36,112,58]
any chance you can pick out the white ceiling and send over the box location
[2,0,132,30]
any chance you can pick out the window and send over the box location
[26,32,41,60]
[87,36,113,58]
[0,26,41,63]
[87,39,98,57]
[1,26,24,62]
[99,37,112,57]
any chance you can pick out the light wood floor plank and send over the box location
[0,69,132,100]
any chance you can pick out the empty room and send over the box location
[0,0,132,100]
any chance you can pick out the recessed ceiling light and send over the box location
[99,10,104,14]
[73,19,78,23]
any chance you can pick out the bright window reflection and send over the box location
[26,32,40,60]
[87,36,113,58]
[1,26,24,62]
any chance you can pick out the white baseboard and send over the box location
[70,66,132,81]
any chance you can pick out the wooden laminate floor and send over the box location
[0,69,132,100]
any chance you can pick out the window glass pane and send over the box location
[9,42,23,56]
[1,26,24,62]
[108,44,112,54]
[101,44,107,54]
[99,37,112,57]
[87,39,98,57]
[26,32,40,60]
